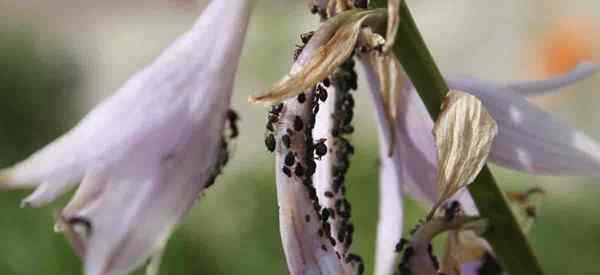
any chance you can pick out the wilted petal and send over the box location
[249,9,386,103]
[447,76,600,176]
[362,54,437,275]
[382,0,401,53]
[432,91,497,216]
[1,0,251,274]
[504,62,600,96]
[274,96,354,275]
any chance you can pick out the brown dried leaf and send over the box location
[432,91,498,215]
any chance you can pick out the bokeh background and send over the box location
[1,0,599,274]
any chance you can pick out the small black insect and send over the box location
[293,116,304,131]
[294,163,305,177]
[271,103,284,114]
[314,138,328,159]
[282,166,292,177]
[317,88,328,102]
[282,134,291,148]
[300,31,314,44]
[284,152,295,166]
[322,77,331,87]
[265,134,276,152]
[297,93,307,104]
[226,109,240,139]
[310,5,319,14]
[324,191,334,198]
[395,238,408,252]
[444,200,461,222]
[312,104,320,115]
[305,215,311,223]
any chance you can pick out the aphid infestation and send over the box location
[0,1,599,275]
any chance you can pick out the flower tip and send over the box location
[0,169,14,188]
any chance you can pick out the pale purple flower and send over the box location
[0,0,250,274]
[366,62,600,275]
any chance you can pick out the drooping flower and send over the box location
[0,0,251,274]
[366,61,600,275]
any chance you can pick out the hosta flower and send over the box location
[366,61,600,275]
[0,0,250,274]
[252,3,600,274]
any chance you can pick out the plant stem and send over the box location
[369,1,545,275]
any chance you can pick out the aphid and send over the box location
[395,238,408,252]
[271,103,284,114]
[314,138,328,159]
[265,134,276,152]
[282,134,291,148]
[300,31,314,44]
[294,163,305,177]
[305,215,311,223]
[322,208,331,221]
[297,93,306,104]
[324,191,334,198]
[306,159,317,175]
[226,109,240,139]
[322,77,331,87]
[284,152,295,166]
[321,244,328,251]
[282,166,292,177]
[444,201,461,222]
[293,116,304,131]
[312,104,320,115]
[329,237,337,246]
[317,88,328,102]
[310,5,319,14]
[266,122,274,132]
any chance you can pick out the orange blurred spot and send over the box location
[532,20,595,77]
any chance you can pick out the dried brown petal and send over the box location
[249,9,386,104]
[431,91,498,217]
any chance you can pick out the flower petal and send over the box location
[3,0,251,274]
[447,76,600,176]
[361,53,436,275]
[504,62,600,96]
[274,96,352,275]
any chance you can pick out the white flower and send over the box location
[0,0,251,274]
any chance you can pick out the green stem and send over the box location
[369,1,545,275]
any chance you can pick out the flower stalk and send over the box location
[369,1,545,275]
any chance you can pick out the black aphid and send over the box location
[265,134,276,152]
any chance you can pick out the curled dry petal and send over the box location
[382,0,401,53]
[0,0,251,274]
[399,216,483,275]
[361,53,438,275]
[431,91,498,217]
[249,9,386,104]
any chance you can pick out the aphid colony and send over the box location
[206,109,239,189]
[393,201,505,275]
[264,31,364,274]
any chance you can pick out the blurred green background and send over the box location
[1,0,600,274]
